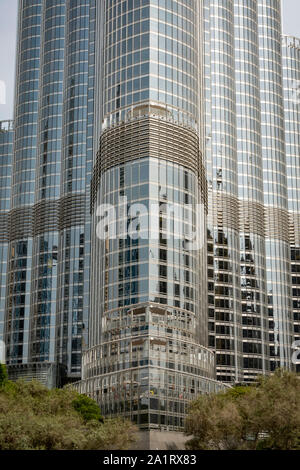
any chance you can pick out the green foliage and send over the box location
[185,370,300,450]
[225,385,251,400]
[0,364,8,387]
[72,394,103,422]
[0,379,137,450]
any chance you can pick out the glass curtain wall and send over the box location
[258,0,293,370]
[282,35,300,372]
[77,0,225,432]
[0,121,13,341]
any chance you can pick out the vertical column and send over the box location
[258,0,293,370]
[82,0,97,363]
[203,0,216,354]
[56,0,90,380]
[234,0,269,381]
[282,35,300,371]
[204,0,243,382]
[0,121,13,341]
[29,0,66,365]
[5,0,42,365]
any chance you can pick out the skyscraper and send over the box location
[0,121,13,342]
[234,0,270,381]
[258,0,293,372]
[3,0,93,386]
[54,0,91,382]
[75,0,226,445]
[282,35,300,372]
[0,0,299,443]
[204,0,244,383]
[204,0,294,382]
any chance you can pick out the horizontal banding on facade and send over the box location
[91,117,207,213]
[289,212,300,246]
[211,196,290,242]
[0,213,9,242]
[211,193,240,232]
[239,201,265,237]
[264,207,290,242]
[7,195,86,241]
[9,207,33,240]
[59,194,86,230]
[34,201,59,236]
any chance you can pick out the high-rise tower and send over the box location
[5,0,44,379]
[54,0,91,382]
[204,0,294,382]
[1,0,298,405]
[0,121,13,342]
[258,0,293,372]
[76,0,225,443]
[282,35,300,372]
[234,0,269,381]
[3,0,93,386]
[204,0,243,383]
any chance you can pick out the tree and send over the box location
[0,379,137,450]
[185,370,300,450]
[72,394,103,422]
[0,364,8,387]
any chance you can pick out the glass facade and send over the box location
[258,0,293,370]
[101,0,199,130]
[204,0,243,383]
[204,0,294,382]
[29,0,65,365]
[82,0,97,373]
[1,0,298,418]
[55,0,90,380]
[0,121,13,341]
[282,35,300,372]
[5,0,42,365]
[4,0,93,384]
[234,0,269,381]
[76,0,227,432]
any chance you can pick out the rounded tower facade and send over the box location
[79,0,225,431]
